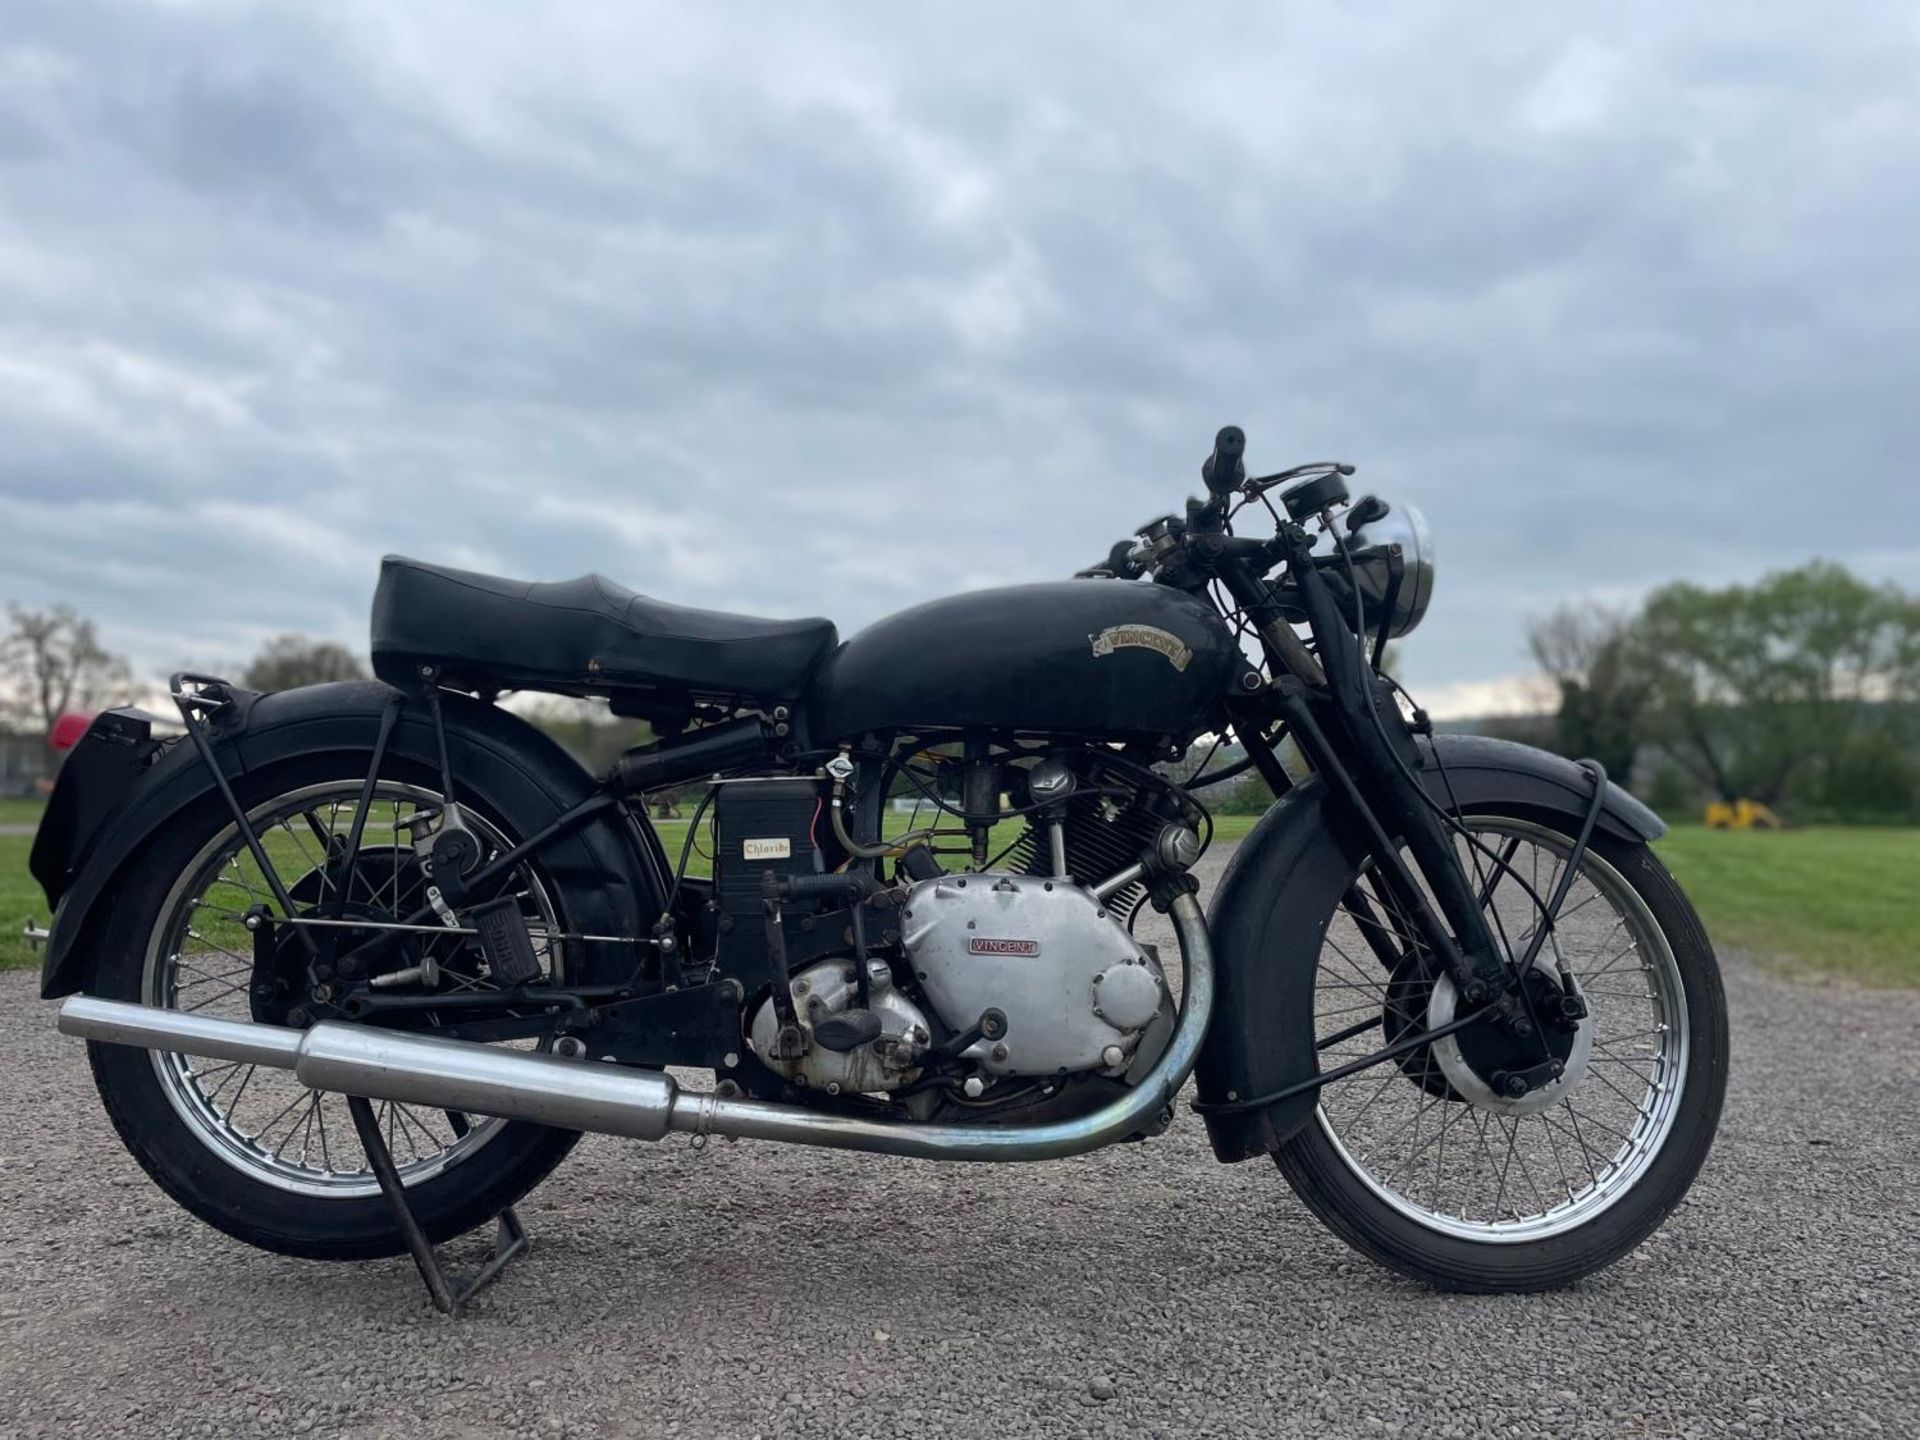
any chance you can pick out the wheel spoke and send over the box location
[1430,1095,1467,1210]
[1501,1114,1549,1213]
[314,1095,335,1174]
[1323,1069,1401,1137]
[1544,1105,1608,1184]
[251,1087,315,1149]
[174,963,250,989]
[1477,836,1522,911]
[1538,1103,1578,1202]
[1487,1111,1517,1218]
[181,979,250,1013]
[1582,1060,1656,1112]
[184,930,251,968]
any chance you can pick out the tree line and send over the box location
[1,606,369,742]
[1528,561,1920,822]
[0,606,645,782]
[9,559,1918,820]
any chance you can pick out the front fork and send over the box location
[1220,545,1531,1027]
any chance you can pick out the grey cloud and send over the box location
[1,1,1916,708]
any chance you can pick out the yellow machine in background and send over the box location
[1704,799,1784,830]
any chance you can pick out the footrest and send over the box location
[346,1096,532,1315]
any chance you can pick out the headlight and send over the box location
[1344,497,1435,639]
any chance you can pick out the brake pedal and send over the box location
[469,897,543,986]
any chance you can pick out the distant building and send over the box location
[1,729,44,798]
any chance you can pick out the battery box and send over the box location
[712,777,831,988]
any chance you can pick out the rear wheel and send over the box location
[1274,809,1728,1292]
[88,760,586,1260]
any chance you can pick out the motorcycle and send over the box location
[34,427,1727,1296]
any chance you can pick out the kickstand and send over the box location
[345,1096,531,1315]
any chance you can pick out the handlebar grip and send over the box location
[1202,426,1247,496]
[1107,539,1144,579]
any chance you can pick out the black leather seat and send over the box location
[371,556,838,701]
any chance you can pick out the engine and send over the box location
[733,754,1186,1102]
[743,864,1176,1098]
[899,873,1172,1079]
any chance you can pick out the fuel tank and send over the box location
[806,581,1249,742]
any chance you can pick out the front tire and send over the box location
[86,759,587,1260]
[1274,812,1728,1292]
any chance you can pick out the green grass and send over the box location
[1209,814,1261,844]
[1654,825,1919,987]
[0,797,45,827]
[6,795,1911,987]
[1,835,41,971]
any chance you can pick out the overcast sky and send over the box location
[3,2,1917,716]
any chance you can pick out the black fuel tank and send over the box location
[806,581,1247,742]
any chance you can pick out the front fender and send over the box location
[38,680,665,999]
[1194,735,1663,1163]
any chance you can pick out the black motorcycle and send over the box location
[36,427,1727,1296]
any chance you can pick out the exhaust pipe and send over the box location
[58,895,1215,1162]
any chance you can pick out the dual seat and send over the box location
[371,556,838,702]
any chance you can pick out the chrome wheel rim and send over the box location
[1311,818,1689,1243]
[142,780,564,1198]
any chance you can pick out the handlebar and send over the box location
[1201,426,1246,497]
[1078,424,1357,584]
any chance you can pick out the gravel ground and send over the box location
[1,846,1915,1440]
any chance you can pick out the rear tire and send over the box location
[86,756,585,1260]
[1274,815,1729,1293]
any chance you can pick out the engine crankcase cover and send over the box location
[748,958,931,1095]
[901,872,1169,1078]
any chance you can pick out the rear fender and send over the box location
[38,680,667,999]
[1194,735,1664,1163]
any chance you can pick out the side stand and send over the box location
[345,1096,532,1315]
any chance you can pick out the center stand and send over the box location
[344,1096,532,1315]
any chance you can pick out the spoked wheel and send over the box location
[1274,807,1729,1292]
[87,762,588,1259]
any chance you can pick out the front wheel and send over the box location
[1274,810,1728,1292]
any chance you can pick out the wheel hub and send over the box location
[249,849,429,1024]
[1427,963,1592,1116]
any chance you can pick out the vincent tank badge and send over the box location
[1089,623,1193,672]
